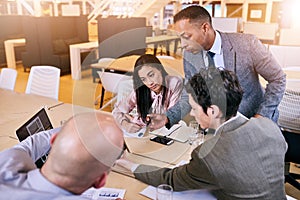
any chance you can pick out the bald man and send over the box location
[0,112,124,199]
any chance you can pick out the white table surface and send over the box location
[4,38,26,69]
[69,41,98,80]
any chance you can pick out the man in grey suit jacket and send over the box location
[116,68,287,200]
[147,5,286,130]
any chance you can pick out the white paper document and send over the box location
[140,185,217,200]
[81,187,126,200]
[150,120,192,143]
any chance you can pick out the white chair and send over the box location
[91,58,116,83]
[95,70,131,110]
[116,78,133,104]
[278,81,300,190]
[0,68,17,90]
[25,66,61,100]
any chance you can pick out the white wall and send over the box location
[212,17,242,33]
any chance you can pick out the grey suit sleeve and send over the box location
[166,51,200,125]
[250,36,286,119]
[165,88,191,126]
[133,148,217,191]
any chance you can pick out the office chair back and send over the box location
[96,71,130,110]
[0,68,17,90]
[117,78,133,104]
[25,66,60,100]
[278,86,300,132]
[278,82,300,190]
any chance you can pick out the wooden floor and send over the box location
[9,63,300,199]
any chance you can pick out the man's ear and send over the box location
[93,172,107,189]
[50,133,58,146]
[201,22,210,32]
[209,105,221,118]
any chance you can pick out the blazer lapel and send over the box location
[220,32,236,73]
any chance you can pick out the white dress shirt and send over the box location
[203,31,225,69]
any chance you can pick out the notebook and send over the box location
[149,120,193,143]
[16,108,53,168]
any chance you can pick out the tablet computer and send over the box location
[16,108,53,168]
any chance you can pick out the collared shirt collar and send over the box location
[214,112,248,136]
[209,31,222,55]
[27,169,73,196]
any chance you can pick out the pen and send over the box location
[47,102,64,110]
[123,141,131,153]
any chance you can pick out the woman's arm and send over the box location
[166,76,183,109]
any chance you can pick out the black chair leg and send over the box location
[99,86,105,109]
[285,174,300,190]
[290,172,300,180]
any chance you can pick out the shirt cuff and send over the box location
[131,163,139,172]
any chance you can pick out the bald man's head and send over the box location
[41,112,124,194]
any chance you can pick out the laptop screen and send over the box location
[16,108,53,142]
[15,108,53,168]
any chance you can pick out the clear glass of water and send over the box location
[156,184,173,200]
[188,121,199,145]
[198,129,205,144]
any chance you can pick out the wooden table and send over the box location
[0,89,61,128]
[0,89,200,199]
[0,89,63,150]
[69,41,98,80]
[91,55,184,77]
[146,35,180,56]
[4,38,26,69]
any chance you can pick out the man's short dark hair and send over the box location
[186,68,243,120]
[174,5,212,25]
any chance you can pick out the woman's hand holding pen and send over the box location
[146,113,168,131]
[121,114,143,133]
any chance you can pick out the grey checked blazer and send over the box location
[166,32,286,124]
[134,116,287,200]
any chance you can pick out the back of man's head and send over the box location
[174,5,212,25]
[41,112,124,194]
[186,68,243,120]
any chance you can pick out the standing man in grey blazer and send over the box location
[116,68,287,200]
[147,5,286,130]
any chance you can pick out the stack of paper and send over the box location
[81,187,126,200]
[140,186,217,200]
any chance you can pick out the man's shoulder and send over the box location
[220,32,258,48]
[0,184,89,200]
[248,117,279,129]
[243,117,286,144]
[220,31,257,40]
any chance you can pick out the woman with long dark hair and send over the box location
[113,54,183,137]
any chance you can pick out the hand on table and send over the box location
[115,158,139,173]
[121,114,143,133]
[147,113,168,131]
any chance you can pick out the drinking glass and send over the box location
[188,121,199,145]
[198,129,205,144]
[156,184,173,200]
